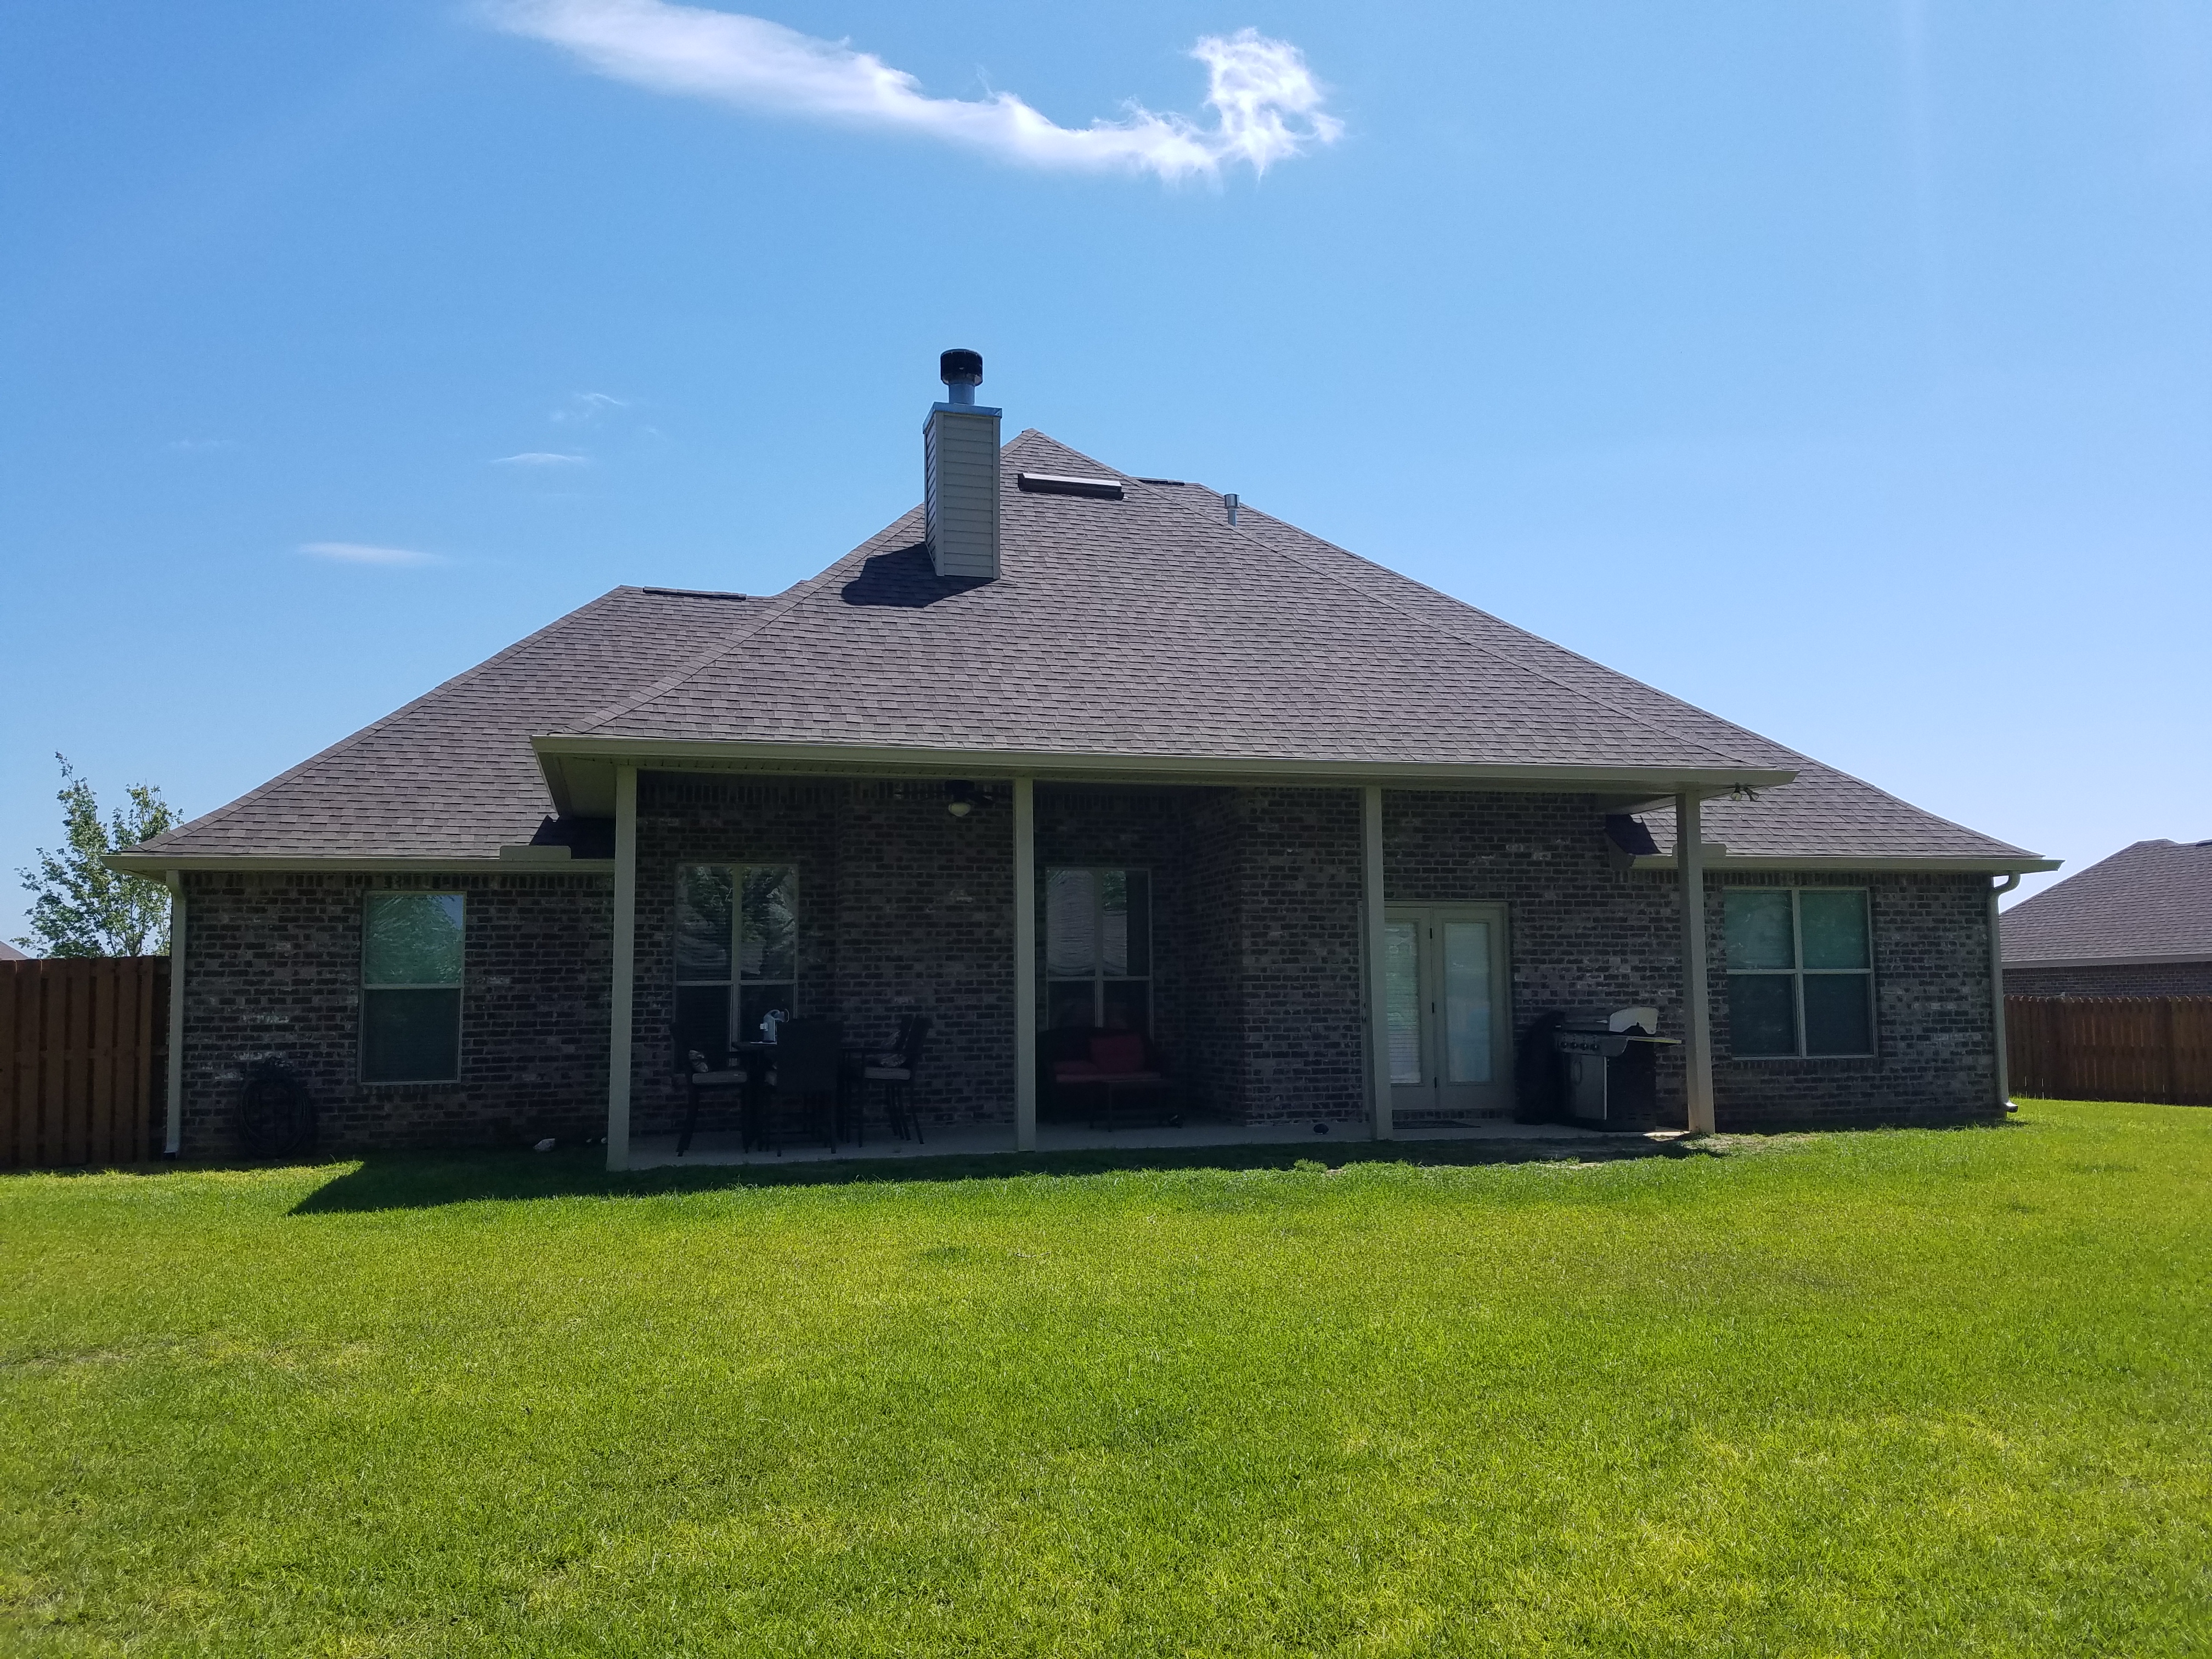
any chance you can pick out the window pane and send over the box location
[1047,981,1096,1030]
[1728,973,1797,1057]
[674,984,731,1071]
[1799,890,1869,970]
[363,987,461,1081]
[1804,974,1874,1056]
[737,983,795,1044]
[675,866,733,981]
[1442,921,1492,1084]
[738,867,795,981]
[1099,870,1129,977]
[363,894,464,986]
[1046,870,1097,976]
[1122,870,1150,978]
[1385,921,1421,1084]
[1102,980,1150,1035]
[1725,889,1795,971]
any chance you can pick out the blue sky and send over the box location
[4,1,2209,944]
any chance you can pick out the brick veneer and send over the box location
[172,781,2007,1155]
[2004,961,2212,997]
[178,868,611,1156]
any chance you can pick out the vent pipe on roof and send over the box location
[1223,492,1240,527]
[924,348,1001,580]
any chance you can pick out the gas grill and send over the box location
[1551,1007,1680,1129]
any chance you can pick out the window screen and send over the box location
[362,893,463,1082]
[675,864,797,1068]
[1045,867,1152,1032]
[1724,887,1873,1058]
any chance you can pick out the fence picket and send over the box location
[0,957,167,1170]
[2008,996,2212,1107]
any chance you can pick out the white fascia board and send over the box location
[105,853,615,876]
[1633,853,2062,876]
[2002,950,2212,970]
[531,735,1796,814]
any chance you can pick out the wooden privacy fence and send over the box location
[1,956,168,1170]
[2007,996,2212,1107]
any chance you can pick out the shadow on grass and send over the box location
[290,1135,1703,1214]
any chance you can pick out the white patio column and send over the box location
[1363,784,1393,1141]
[606,764,638,1173]
[1013,776,1037,1152]
[164,872,185,1158]
[1677,790,1716,1135]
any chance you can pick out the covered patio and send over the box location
[528,741,1767,1174]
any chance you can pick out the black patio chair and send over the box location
[761,1017,842,1154]
[679,1048,749,1158]
[861,1014,930,1143]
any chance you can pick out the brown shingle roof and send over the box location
[133,428,2041,867]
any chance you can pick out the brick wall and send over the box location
[629,775,1016,1133]
[2004,961,2212,997]
[1708,870,2002,1127]
[172,783,2007,1155]
[178,868,611,1156]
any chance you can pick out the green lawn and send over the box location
[3,1102,2208,1657]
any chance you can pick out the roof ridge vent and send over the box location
[923,348,1001,580]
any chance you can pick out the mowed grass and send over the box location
[3,1102,2208,1656]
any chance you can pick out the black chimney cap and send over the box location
[939,348,984,386]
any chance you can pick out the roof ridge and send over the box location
[567,508,923,735]
[137,587,639,855]
[570,428,1106,735]
[1147,488,1764,771]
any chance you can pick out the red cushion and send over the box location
[1090,1033,1148,1075]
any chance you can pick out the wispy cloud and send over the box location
[166,438,238,453]
[553,390,628,424]
[492,450,591,466]
[298,541,443,567]
[489,1,1340,182]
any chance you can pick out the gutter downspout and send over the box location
[164,872,185,1158]
[1989,873,2021,1113]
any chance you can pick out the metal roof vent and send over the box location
[924,348,1001,580]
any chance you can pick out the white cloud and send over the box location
[298,541,443,566]
[489,2,1340,182]
[493,451,591,466]
[553,390,629,424]
[167,438,238,453]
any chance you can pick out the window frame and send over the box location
[673,862,800,1064]
[1723,885,1877,1060]
[1043,865,1154,1034]
[359,890,465,1085]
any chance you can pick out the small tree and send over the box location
[14,755,181,957]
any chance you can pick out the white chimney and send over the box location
[924,348,1001,580]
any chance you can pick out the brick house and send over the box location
[2002,838,2212,997]
[114,354,2055,1165]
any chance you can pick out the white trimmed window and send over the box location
[674,864,797,1067]
[1724,887,1875,1058]
[362,893,464,1082]
[1045,868,1152,1032]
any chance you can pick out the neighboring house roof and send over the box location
[0,940,30,961]
[2002,839,2212,967]
[123,428,2044,872]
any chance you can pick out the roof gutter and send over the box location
[1632,852,2062,877]
[2001,948,2212,970]
[528,735,1795,817]
[104,853,614,877]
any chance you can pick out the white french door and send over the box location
[1383,905,1512,1116]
